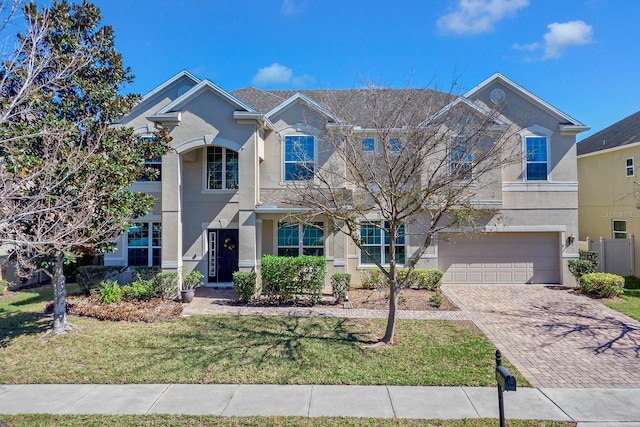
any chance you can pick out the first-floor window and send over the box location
[613,220,627,239]
[360,222,405,265]
[127,222,161,266]
[277,222,324,256]
[207,146,239,190]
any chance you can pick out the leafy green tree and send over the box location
[0,0,171,334]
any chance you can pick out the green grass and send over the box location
[605,288,640,321]
[0,415,575,427]
[0,284,528,386]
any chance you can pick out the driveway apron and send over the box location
[443,285,640,388]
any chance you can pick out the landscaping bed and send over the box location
[348,287,457,311]
[63,296,183,322]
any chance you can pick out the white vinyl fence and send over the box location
[586,235,635,277]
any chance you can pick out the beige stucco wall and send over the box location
[578,145,640,276]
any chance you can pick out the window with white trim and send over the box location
[284,135,315,181]
[136,136,161,182]
[626,158,634,177]
[388,137,402,152]
[206,146,239,190]
[525,136,548,181]
[127,222,161,266]
[449,136,473,179]
[360,222,405,265]
[613,220,627,239]
[277,222,324,256]
[361,137,375,152]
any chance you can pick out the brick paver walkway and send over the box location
[443,285,640,388]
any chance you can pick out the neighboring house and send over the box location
[577,111,640,277]
[104,71,588,286]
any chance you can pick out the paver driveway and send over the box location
[443,285,640,388]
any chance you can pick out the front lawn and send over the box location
[0,285,527,386]
[605,288,640,321]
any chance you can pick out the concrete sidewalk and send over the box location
[1,384,639,426]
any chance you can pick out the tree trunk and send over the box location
[52,252,68,334]
[381,283,399,344]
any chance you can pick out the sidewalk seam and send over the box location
[385,386,397,419]
[538,388,576,422]
[219,384,239,416]
[144,384,172,415]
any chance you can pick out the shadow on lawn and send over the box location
[135,315,379,383]
[0,311,50,348]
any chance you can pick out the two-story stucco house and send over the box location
[104,71,588,286]
[577,111,640,277]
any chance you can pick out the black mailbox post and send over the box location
[495,349,516,427]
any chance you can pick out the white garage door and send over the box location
[438,232,560,284]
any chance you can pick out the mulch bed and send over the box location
[50,296,183,322]
[347,287,458,311]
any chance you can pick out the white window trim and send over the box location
[358,221,406,267]
[202,146,239,192]
[626,157,634,177]
[613,219,628,239]
[126,221,161,267]
[448,136,474,180]
[520,126,553,182]
[361,136,376,152]
[281,133,318,184]
[276,222,325,256]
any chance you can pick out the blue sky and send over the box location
[91,1,637,140]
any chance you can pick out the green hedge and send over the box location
[233,271,257,302]
[261,255,326,305]
[568,250,599,282]
[360,268,443,290]
[331,273,351,303]
[580,272,624,298]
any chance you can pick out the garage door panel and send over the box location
[439,232,560,284]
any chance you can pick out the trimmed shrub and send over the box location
[122,278,155,301]
[360,268,385,289]
[331,273,351,303]
[580,272,624,298]
[98,280,122,305]
[431,290,443,308]
[154,272,178,300]
[261,255,326,305]
[397,268,443,291]
[568,250,599,283]
[233,271,257,302]
[77,266,123,296]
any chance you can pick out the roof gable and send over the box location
[427,96,507,130]
[464,73,588,131]
[159,79,257,114]
[577,110,640,156]
[265,92,339,123]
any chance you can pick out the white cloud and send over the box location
[281,0,305,16]
[512,20,594,60]
[437,0,529,35]
[543,20,593,59]
[251,63,314,87]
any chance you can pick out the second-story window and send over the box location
[525,136,548,181]
[388,137,403,152]
[206,147,239,190]
[449,136,473,179]
[284,135,315,181]
[136,136,161,182]
[361,137,376,152]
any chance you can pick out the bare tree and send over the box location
[285,83,520,345]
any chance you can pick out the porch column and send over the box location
[161,151,183,285]
[256,219,263,266]
[238,209,257,272]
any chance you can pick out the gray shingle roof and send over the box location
[577,110,640,156]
